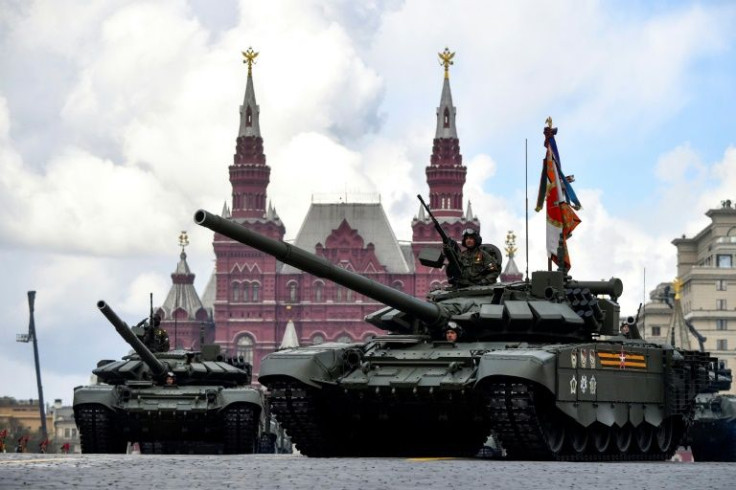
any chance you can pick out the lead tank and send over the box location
[195,209,712,460]
[73,301,264,454]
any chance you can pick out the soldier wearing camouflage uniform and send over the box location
[457,228,499,286]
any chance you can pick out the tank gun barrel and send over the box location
[97,300,168,378]
[194,209,446,327]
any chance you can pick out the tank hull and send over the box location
[260,337,711,460]
[73,383,264,454]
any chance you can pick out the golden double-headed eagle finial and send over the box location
[545,116,553,128]
[178,231,189,250]
[242,47,259,74]
[505,231,518,259]
[438,47,455,80]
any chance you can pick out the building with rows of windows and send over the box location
[640,200,736,394]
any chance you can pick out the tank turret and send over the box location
[97,300,168,379]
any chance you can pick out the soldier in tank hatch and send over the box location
[142,314,170,353]
[445,323,462,342]
[455,228,499,286]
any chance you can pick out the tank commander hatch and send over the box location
[450,228,500,287]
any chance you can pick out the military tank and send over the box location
[687,361,736,461]
[195,208,712,460]
[73,301,264,454]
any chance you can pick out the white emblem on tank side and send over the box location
[580,348,588,369]
[580,374,588,394]
[571,349,578,369]
[570,375,577,394]
[590,375,597,395]
[589,349,596,369]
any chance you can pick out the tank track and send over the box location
[484,381,684,461]
[222,404,258,454]
[269,379,489,457]
[75,405,127,454]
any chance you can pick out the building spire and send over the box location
[426,46,465,218]
[231,47,270,220]
[238,47,261,138]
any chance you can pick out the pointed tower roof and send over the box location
[279,320,300,349]
[238,47,261,138]
[160,232,208,320]
[501,230,524,282]
[435,48,458,139]
[426,47,466,219]
[465,201,475,221]
[417,203,427,221]
[230,47,272,221]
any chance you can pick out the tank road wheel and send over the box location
[591,424,611,454]
[223,404,258,454]
[569,422,589,454]
[655,418,675,453]
[542,416,566,455]
[613,424,633,453]
[635,423,654,453]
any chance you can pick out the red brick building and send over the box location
[158,50,483,375]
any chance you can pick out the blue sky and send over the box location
[1,0,735,406]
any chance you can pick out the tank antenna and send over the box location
[525,138,530,283]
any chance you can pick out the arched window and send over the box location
[443,107,450,128]
[232,282,240,302]
[346,289,353,302]
[251,282,260,302]
[312,334,324,345]
[242,282,250,302]
[336,334,352,344]
[336,285,343,302]
[235,335,254,364]
[314,281,324,302]
[246,106,253,127]
[288,282,298,303]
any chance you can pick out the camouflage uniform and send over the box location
[458,247,499,286]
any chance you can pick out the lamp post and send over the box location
[15,291,48,442]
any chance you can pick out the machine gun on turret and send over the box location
[416,194,463,284]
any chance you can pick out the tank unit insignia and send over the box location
[589,349,596,369]
[580,348,588,368]
[597,348,646,370]
[580,374,588,394]
[571,348,578,368]
[570,375,577,394]
[590,375,597,395]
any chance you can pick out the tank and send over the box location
[72,301,265,454]
[687,362,736,461]
[195,209,712,460]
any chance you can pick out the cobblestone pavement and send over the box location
[0,453,733,490]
